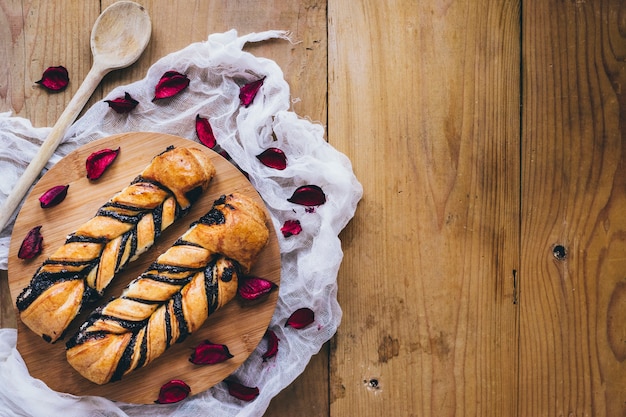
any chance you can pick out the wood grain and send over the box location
[7,132,280,404]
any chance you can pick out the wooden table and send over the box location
[1,1,625,415]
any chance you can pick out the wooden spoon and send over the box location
[0,1,151,231]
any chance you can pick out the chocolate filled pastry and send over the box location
[65,193,270,385]
[16,146,216,343]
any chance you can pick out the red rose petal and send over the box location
[35,66,69,91]
[39,185,69,208]
[262,330,279,361]
[153,71,190,101]
[195,115,217,148]
[280,219,302,238]
[86,147,120,180]
[226,380,260,402]
[238,276,277,301]
[287,185,326,206]
[105,92,139,113]
[286,307,315,329]
[256,147,287,170]
[239,77,265,107]
[155,379,191,404]
[189,340,233,365]
[18,226,43,259]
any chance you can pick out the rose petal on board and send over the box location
[153,71,190,101]
[287,185,326,206]
[39,185,69,208]
[18,226,43,259]
[238,276,277,301]
[225,380,260,402]
[280,219,302,238]
[105,92,139,113]
[35,66,69,91]
[189,340,233,365]
[256,147,287,170]
[239,77,265,107]
[86,147,120,180]
[195,115,217,148]
[285,307,315,329]
[155,379,191,404]
[262,330,279,361]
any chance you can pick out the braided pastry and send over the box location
[65,193,269,385]
[16,146,216,343]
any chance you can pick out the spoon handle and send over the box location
[0,62,109,232]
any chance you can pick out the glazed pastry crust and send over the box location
[66,193,269,385]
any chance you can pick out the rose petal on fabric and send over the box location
[225,380,260,402]
[86,147,120,180]
[189,340,233,365]
[280,219,302,238]
[238,276,277,301]
[39,185,69,208]
[18,226,43,259]
[287,185,326,206]
[153,70,190,101]
[104,92,139,113]
[195,115,217,148]
[239,77,265,107]
[155,379,191,404]
[262,330,279,361]
[35,66,69,92]
[256,147,287,170]
[285,307,315,329]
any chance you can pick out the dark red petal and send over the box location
[239,77,265,107]
[287,185,326,206]
[238,276,277,301]
[262,330,279,361]
[39,185,69,208]
[280,219,302,238]
[86,147,120,180]
[225,380,259,402]
[189,340,233,365]
[155,379,191,404]
[35,66,69,91]
[18,226,43,259]
[153,71,190,101]
[195,115,217,148]
[105,92,139,113]
[286,307,315,329]
[256,147,287,170]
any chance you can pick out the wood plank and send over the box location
[328,1,521,416]
[520,1,626,415]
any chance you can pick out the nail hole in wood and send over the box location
[553,244,567,260]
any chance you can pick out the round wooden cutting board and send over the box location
[7,132,280,404]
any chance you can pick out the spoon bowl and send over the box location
[0,1,152,231]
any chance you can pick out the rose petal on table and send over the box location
[35,66,69,91]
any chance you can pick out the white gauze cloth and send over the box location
[0,30,362,417]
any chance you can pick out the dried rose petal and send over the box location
[189,340,233,365]
[153,71,190,101]
[86,147,120,180]
[262,330,279,361]
[105,92,138,113]
[256,147,287,170]
[18,226,43,259]
[239,77,265,107]
[155,379,191,404]
[195,115,217,148]
[280,219,302,238]
[287,185,326,206]
[35,66,69,91]
[285,307,315,329]
[225,380,259,402]
[39,184,69,208]
[238,276,277,301]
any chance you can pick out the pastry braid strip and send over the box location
[16,146,216,343]
[65,193,269,384]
